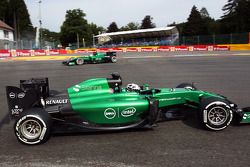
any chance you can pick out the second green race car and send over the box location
[62,52,117,65]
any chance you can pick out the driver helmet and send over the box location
[126,83,141,92]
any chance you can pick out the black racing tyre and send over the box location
[200,97,233,131]
[14,108,52,145]
[111,56,117,63]
[76,58,84,65]
[176,83,197,90]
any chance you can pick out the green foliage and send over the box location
[222,0,237,17]
[42,28,60,42]
[120,22,140,31]
[88,23,105,36]
[200,7,210,19]
[1,0,34,39]
[0,0,8,21]
[221,0,250,33]
[182,6,209,36]
[60,9,91,47]
[40,28,60,49]
[107,22,119,32]
[141,15,156,29]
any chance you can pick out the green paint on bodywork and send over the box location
[69,52,109,64]
[68,78,148,124]
[67,77,226,125]
[153,88,223,108]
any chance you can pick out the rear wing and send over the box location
[6,78,49,118]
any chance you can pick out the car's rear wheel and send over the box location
[200,97,233,131]
[111,56,117,63]
[76,58,84,65]
[176,83,197,90]
[14,108,51,145]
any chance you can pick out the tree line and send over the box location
[0,0,33,40]
[0,0,249,47]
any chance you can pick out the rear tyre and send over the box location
[14,108,51,145]
[111,56,117,63]
[76,58,84,65]
[176,83,197,90]
[200,97,233,131]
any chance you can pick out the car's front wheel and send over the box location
[111,56,117,63]
[200,97,233,131]
[76,58,84,65]
[14,108,51,145]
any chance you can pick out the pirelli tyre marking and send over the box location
[203,101,233,131]
[15,115,47,145]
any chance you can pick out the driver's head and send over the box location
[126,83,141,92]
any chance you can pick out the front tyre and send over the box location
[14,109,51,145]
[200,97,233,131]
[76,58,84,65]
[111,56,117,63]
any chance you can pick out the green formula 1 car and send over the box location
[62,52,117,65]
[6,73,250,145]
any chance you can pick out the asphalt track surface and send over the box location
[0,51,250,167]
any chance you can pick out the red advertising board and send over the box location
[214,45,230,51]
[0,45,232,59]
[0,50,10,57]
[126,48,138,52]
[34,50,46,56]
[158,46,170,51]
[109,48,123,52]
[59,49,67,54]
[16,50,31,56]
[193,45,208,51]
[97,48,109,52]
[77,49,88,53]
[175,46,189,51]
[49,49,60,55]
[141,48,154,52]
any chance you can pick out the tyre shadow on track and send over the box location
[51,111,204,139]
[51,127,153,138]
[181,111,204,130]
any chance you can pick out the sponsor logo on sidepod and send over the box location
[104,108,116,119]
[121,107,136,117]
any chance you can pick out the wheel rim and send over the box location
[20,119,42,140]
[112,57,117,62]
[207,106,228,126]
[77,59,83,64]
